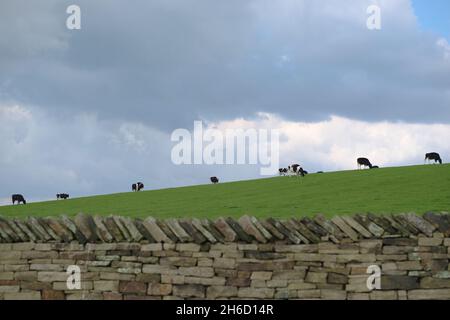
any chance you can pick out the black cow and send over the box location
[210,177,219,184]
[56,193,70,200]
[12,194,26,205]
[357,157,373,169]
[425,152,442,164]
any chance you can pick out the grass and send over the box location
[1,164,449,219]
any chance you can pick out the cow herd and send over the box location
[8,152,446,205]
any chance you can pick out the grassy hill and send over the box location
[1,164,449,219]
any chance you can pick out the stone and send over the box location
[206,286,238,299]
[191,218,217,243]
[408,289,450,300]
[305,272,327,284]
[178,267,214,278]
[176,243,201,252]
[225,218,254,242]
[382,238,417,246]
[112,216,132,241]
[4,291,41,300]
[27,217,52,241]
[420,277,450,289]
[119,281,147,294]
[160,257,197,267]
[370,291,398,300]
[396,260,423,271]
[120,217,143,242]
[402,213,435,237]
[74,213,98,242]
[354,214,384,237]
[173,284,205,298]
[331,216,359,241]
[166,219,192,242]
[103,217,125,241]
[418,237,443,246]
[42,289,65,300]
[92,216,114,242]
[423,212,450,236]
[328,272,348,285]
[184,276,226,286]
[13,219,37,242]
[179,219,207,244]
[59,216,87,243]
[268,218,301,244]
[321,289,347,300]
[238,287,274,299]
[6,220,28,242]
[238,215,267,243]
[260,219,285,240]
[290,219,321,243]
[46,218,73,242]
[213,258,235,269]
[314,214,345,240]
[251,271,272,280]
[200,219,225,243]
[147,283,172,295]
[297,289,321,299]
[214,218,238,242]
[341,216,372,238]
[93,280,119,292]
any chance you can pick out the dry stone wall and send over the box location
[0,213,450,300]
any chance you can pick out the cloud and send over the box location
[0,0,449,129]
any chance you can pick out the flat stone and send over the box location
[314,214,346,240]
[238,216,267,243]
[74,213,98,242]
[260,219,285,240]
[13,219,37,242]
[367,213,398,235]
[331,216,359,241]
[173,284,205,298]
[103,216,125,241]
[6,220,28,242]
[27,217,52,241]
[423,212,450,236]
[214,218,238,242]
[0,217,19,242]
[42,289,65,300]
[267,218,301,244]
[133,219,156,242]
[121,217,143,242]
[354,214,384,237]
[191,218,217,243]
[119,281,147,294]
[408,289,450,300]
[280,220,309,244]
[238,287,274,299]
[142,217,172,243]
[206,286,238,299]
[225,218,254,243]
[290,219,321,243]
[156,220,179,242]
[112,216,132,241]
[201,219,225,243]
[382,215,411,236]
[250,217,273,241]
[60,216,87,243]
[165,219,192,242]
[402,213,436,237]
[92,216,114,242]
[148,283,172,295]
[179,219,206,244]
[341,216,372,238]
[382,238,417,246]
[46,218,73,242]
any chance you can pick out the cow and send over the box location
[278,168,288,176]
[357,157,373,169]
[132,182,144,192]
[288,164,307,177]
[56,193,70,200]
[12,194,26,205]
[425,152,442,164]
[210,176,219,184]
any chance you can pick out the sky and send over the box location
[1,0,450,205]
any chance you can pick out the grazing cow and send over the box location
[425,152,442,164]
[288,164,307,177]
[357,157,373,169]
[210,176,219,184]
[12,194,26,205]
[278,168,288,176]
[132,182,144,192]
[56,193,70,200]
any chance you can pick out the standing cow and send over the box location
[57,193,70,200]
[132,182,144,192]
[210,177,219,184]
[12,194,26,205]
[357,157,373,169]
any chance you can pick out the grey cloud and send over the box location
[1,0,449,131]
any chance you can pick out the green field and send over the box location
[1,164,449,219]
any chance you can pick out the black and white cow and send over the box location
[278,168,288,176]
[132,182,144,192]
[56,193,70,200]
[357,157,373,169]
[288,164,307,177]
[12,194,26,205]
[425,152,442,164]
